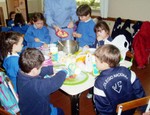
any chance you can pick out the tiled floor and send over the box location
[50,61,150,115]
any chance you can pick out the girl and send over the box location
[0,32,23,92]
[24,12,50,48]
[88,20,112,48]
[11,13,29,35]
[11,13,29,46]
[7,11,16,27]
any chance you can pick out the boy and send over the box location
[93,44,145,115]
[17,48,67,115]
[73,4,96,47]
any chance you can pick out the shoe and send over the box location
[87,93,93,99]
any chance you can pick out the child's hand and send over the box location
[43,43,48,48]
[68,21,74,28]
[35,38,40,42]
[84,45,89,49]
[76,33,82,38]
[60,69,70,78]
[72,32,82,38]
[72,32,77,37]
[97,35,103,41]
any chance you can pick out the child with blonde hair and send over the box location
[93,44,145,115]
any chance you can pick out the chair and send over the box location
[0,107,20,115]
[0,107,12,115]
[116,96,150,115]
[105,34,134,69]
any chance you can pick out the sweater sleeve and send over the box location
[43,26,51,43]
[44,0,55,27]
[24,26,35,43]
[94,79,114,115]
[81,22,96,43]
[130,71,146,98]
[36,70,66,97]
[70,0,78,22]
[3,56,19,92]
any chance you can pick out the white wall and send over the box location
[108,0,150,21]
[27,0,43,13]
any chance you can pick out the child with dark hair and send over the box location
[93,44,145,115]
[73,4,96,47]
[11,13,29,46]
[11,13,29,34]
[0,32,23,92]
[87,20,112,48]
[7,11,16,27]
[17,48,67,115]
[24,12,50,48]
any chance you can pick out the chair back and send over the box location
[0,107,12,115]
[116,96,150,115]
[105,34,129,62]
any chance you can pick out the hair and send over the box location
[0,32,23,59]
[94,21,110,35]
[76,4,92,16]
[14,13,26,26]
[94,44,121,68]
[19,48,44,73]
[9,11,16,19]
[32,12,45,23]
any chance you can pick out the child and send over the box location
[0,32,23,92]
[88,20,112,48]
[24,12,50,48]
[11,13,29,46]
[7,11,16,27]
[11,13,29,34]
[17,48,68,115]
[73,4,96,47]
[93,44,145,115]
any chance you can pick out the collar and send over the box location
[7,53,19,58]
[85,18,92,23]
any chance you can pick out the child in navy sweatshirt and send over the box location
[93,44,145,115]
[17,48,67,115]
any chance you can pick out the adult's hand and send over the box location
[53,25,61,32]
[68,21,74,29]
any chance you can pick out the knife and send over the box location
[61,26,68,29]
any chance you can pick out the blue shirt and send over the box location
[24,25,50,48]
[76,19,96,47]
[3,54,19,92]
[11,24,29,34]
[7,19,14,27]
